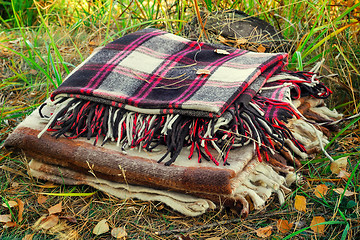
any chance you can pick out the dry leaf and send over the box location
[205,237,221,240]
[2,200,18,208]
[111,227,127,239]
[277,219,293,234]
[257,45,266,53]
[196,69,211,75]
[37,195,48,204]
[294,195,306,212]
[93,219,109,235]
[17,199,24,222]
[22,234,34,240]
[333,188,357,197]
[3,221,16,228]
[59,215,77,223]
[0,214,12,223]
[330,157,348,174]
[39,215,59,230]
[256,226,272,238]
[48,202,62,215]
[337,170,351,180]
[314,184,328,198]
[214,49,230,55]
[310,216,325,234]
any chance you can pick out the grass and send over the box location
[1,0,360,239]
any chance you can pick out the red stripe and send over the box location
[81,30,164,92]
[128,41,200,106]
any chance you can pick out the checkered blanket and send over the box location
[38,28,331,166]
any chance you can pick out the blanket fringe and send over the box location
[38,95,308,166]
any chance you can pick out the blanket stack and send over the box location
[4,28,342,216]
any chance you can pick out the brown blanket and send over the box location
[4,95,342,216]
[5,99,298,216]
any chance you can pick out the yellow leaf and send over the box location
[39,215,59,230]
[48,202,62,215]
[37,195,48,204]
[0,214,12,223]
[111,227,128,239]
[294,195,306,212]
[256,226,272,238]
[330,157,348,174]
[333,188,357,197]
[310,216,325,234]
[337,170,351,180]
[17,199,24,222]
[93,219,109,235]
[257,45,266,53]
[22,234,34,240]
[314,184,328,198]
[277,219,293,234]
[2,200,18,208]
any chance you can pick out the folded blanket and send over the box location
[37,28,331,166]
[4,28,341,216]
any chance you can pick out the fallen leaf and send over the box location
[277,219,293,234]
[2,200,18,208]
[205,237,221,240]
[88,41,98,46]
[310,216,325,234]
[294,220,306,228]
[22,234,34,240]
[48,202,62,215]
[17,199,24,222]
[37,195,48,204]
[39,215,59,230]
[314,184,328,198]
[0,214,11,223]
[196,69,211,75]
[59,215,77,223]
[111,227,127,239]
[294,195,306,212]
[256,226,272,238]
[93,219,109,235]
[3,221,16,228]
[337,170,351,180]
[330,157,348,174]
[333,188,357,197]
[257,45,266,53]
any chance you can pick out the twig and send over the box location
[155,210,291,235]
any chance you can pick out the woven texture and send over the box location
[38,28,331,166]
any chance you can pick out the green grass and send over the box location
[1,0,360,239]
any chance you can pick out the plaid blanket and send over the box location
[38,28,331,166]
